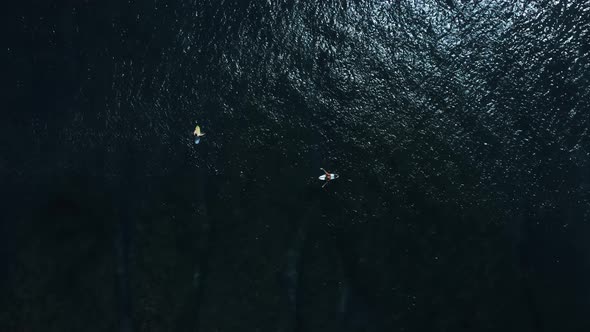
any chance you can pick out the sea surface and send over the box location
[4,0,590,331]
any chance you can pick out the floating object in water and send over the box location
[193,125,205,144]
[319,168,339,188]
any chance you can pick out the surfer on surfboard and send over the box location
[193,124,205,144]
[319,168,339,188]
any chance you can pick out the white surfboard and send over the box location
[319,174,339,180]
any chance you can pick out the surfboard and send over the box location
[319,174,339,180]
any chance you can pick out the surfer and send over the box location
[193,124,205,144]
[319,168,339,188]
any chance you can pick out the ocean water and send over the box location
[4,0,590,331]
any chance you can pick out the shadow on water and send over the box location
[274,181,387,332]
[334,232,385,332]
[513,208,590,332]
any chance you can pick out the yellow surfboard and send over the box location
[194,125,205,144]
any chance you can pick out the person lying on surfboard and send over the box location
[193,125,205,144]
[319,168,339,188]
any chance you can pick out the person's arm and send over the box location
[320,168,329,176]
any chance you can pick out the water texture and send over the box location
[5,0,590,331]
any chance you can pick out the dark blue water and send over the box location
[5,0,590,331]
